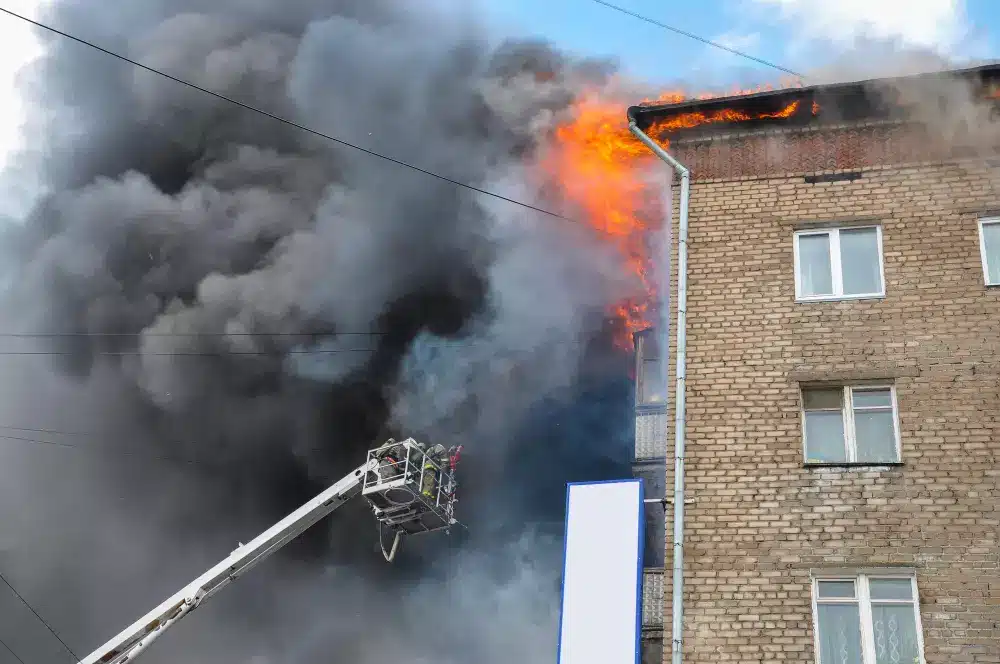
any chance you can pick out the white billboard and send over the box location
[557,479,644,664]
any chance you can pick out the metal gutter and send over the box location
[627,110,690,664]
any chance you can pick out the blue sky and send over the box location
[475,0,999,91]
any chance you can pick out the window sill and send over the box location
[804,462,903,469]
[795,294,885,303]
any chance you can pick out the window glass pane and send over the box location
[982,222,1000,284]
[871,604,921,664]
[798,233,834,296]
[818,580,857,599]
[803,388,844,410]
[816,604,863,664]
[852,389,892,409]
[639,332,661,361]
[870,579,914,601]
[805,411,846,462]
[840,227,882,295]
[641,358,666,404]
[854,410,897,463]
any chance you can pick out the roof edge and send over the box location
[627,61,1000,127]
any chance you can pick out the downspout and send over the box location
[628,111,689,664]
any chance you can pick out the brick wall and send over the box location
[656,133,1000,663]
[667,122,991,182]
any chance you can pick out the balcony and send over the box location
[641,569,665,664]
[635,410,668,461]
[641,568,665,628]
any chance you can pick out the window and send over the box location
[977,217,1000,286]
[794,226,884,300]
[812,574,925,664]
[801,385,900,464]
[635,329,666,405]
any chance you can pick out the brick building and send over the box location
[629,65,1000,664]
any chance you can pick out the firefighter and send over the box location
[420,444,447,500]
[376,439,406,481]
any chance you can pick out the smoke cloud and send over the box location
[0,1,644,662]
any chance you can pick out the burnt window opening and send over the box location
[635,329,667,406]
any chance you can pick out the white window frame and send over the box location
[976,217,1000,286]
[811,573,926,664]
[793,225,886,301]
[801,384,902,464]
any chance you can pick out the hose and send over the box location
[379,522,402,563]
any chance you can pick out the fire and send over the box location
[645,100,800,138]
[541,92,659,347]
[544,86,806,346]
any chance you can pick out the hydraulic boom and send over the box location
[79,438,461,664]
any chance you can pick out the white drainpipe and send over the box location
[628,117,690,664]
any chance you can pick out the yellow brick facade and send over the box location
[654,151,1000,663]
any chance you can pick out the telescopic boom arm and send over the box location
[78,458,377,664]
[78,437,460,664]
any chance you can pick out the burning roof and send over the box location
[549,63,1000,341]
[627,63,1000,141]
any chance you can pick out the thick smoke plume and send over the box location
[0,1,644,663]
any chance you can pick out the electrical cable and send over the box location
[0,430,206,467]
[0,570,79,661]
[0,422,409,469]
[0,7,578,226]
[587,0,804,79]
[0,636,26,664]
[0,334,594,355]
[0,348,377,356]
[0,331,384,338]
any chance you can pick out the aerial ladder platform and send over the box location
[79,437,462,664]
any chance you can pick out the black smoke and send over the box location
[0,2,644,662]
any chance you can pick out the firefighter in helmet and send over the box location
[420,443,447,501]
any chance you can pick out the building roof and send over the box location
[626,63,1000,137]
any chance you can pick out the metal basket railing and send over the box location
[363,438,457,522]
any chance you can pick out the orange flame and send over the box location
[646,100,800,138]
[544,87,805,347]
[541,92,658,346]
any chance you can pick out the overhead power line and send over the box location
[0,420,409,468]
[0,570,79,662]
[0,430,206,467]
[0,7,577,225]
[0,636,26,664]
[0,331,384,338]
[0,348,376,356]
[587,0,804,80]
